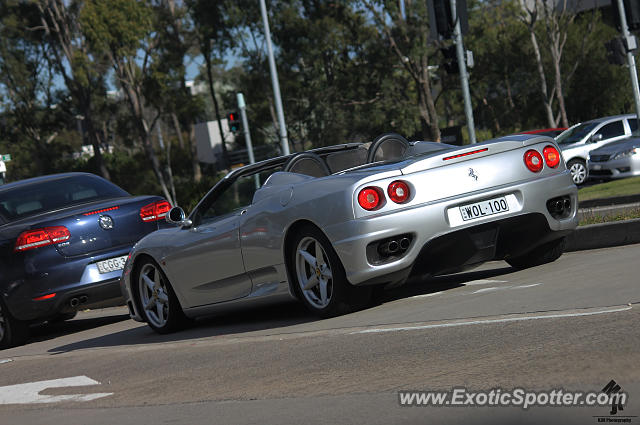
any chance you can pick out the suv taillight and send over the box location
[14,226,71,252]
[140,200,172,222]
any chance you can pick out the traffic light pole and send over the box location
[260,0,291,156]
[616,0,640,124]
[237,93,260,188]
[450,0,476,144]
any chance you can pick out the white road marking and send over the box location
[351,306,633,334]
[411,291,443,298]
[512,283,543,289]
[0,359,12,364]
[464,279,508,286]
[0,376,113,405]
[472,286,512,294]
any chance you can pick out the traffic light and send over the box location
[226,112,241,135]
[441,45,458,74]
[612,0,640,31]
[605,37,627,65]
[427,0,468,41]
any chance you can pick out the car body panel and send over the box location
[121,136,578,322]
[588,137,640,179]
[0,173,168,322]
[558,114,636,164]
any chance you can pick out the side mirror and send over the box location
[166,206,192,227]
[589,133,603,143]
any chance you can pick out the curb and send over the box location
[566,218,640,252]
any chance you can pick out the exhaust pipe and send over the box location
[399,237,411,250]
[378,240,400,256]
[69,298,80,308]
[554,200,564,214]
[79,295,88,304]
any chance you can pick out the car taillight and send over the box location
[387,181,410,204]
[14,226,71,252]
[358,187,382,211]
[524,149,544,173]
[543,145,560,168]
[140,200,172,222]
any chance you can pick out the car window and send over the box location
[0,174,129,221]
[628,118,638,132]
[595,121,625,139]
[556,122,598,145]
[198,167,281,223]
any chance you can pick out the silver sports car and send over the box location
[120,133,578,333]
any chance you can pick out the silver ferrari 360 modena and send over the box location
[120,133,577,333]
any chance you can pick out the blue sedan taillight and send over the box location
[14,226,71,252]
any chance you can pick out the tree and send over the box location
[360,0,442,141]
[81,0,176,204]
[520,0,598,128]
[34,0,111,179]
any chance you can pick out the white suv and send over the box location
[557,114,637,184]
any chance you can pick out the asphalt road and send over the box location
[1,244,639,424]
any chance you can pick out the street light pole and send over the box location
[616,0,640,123]
[259,0,290,155]
[450,0,476,144]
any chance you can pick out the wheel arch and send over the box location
[282,219,330,299]
[129,252,186,316]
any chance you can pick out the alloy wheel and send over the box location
[570,162,587,184]
[295,236,334,309]
[138,263,170,328]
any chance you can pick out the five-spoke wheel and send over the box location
[290,225,370,317]
[136,259,187,334]
[296,236,335,309]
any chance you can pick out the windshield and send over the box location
[556,122,599,145]
[0,174,129,221]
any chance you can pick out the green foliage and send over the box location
[80,0,152,58]
[2,0,640,208]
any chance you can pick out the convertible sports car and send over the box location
[120,133,578,334]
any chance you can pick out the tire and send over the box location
[567,159,588,185]
[135,259,188,334]
[0,298,29,349]
[288,224,371,318]
[506,237,567,270]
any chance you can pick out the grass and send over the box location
[578,176,640,201]
[579,208,640,226]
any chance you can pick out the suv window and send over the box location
[628,118,638,132]
[595,121,625,140]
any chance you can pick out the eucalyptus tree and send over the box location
[520,0,598,128]
[33,0,112,178]
[80,0,178,204]
[359,0,442,141]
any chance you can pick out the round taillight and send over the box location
[358,187,382,211]
[524,149,544,173]
[543,145,560,168]
[387,180,410,204]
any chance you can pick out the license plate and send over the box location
[592,164,602,170]
[96,255,128,274]
[459,197,509,221]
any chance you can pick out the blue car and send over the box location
[0,173,170,348]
